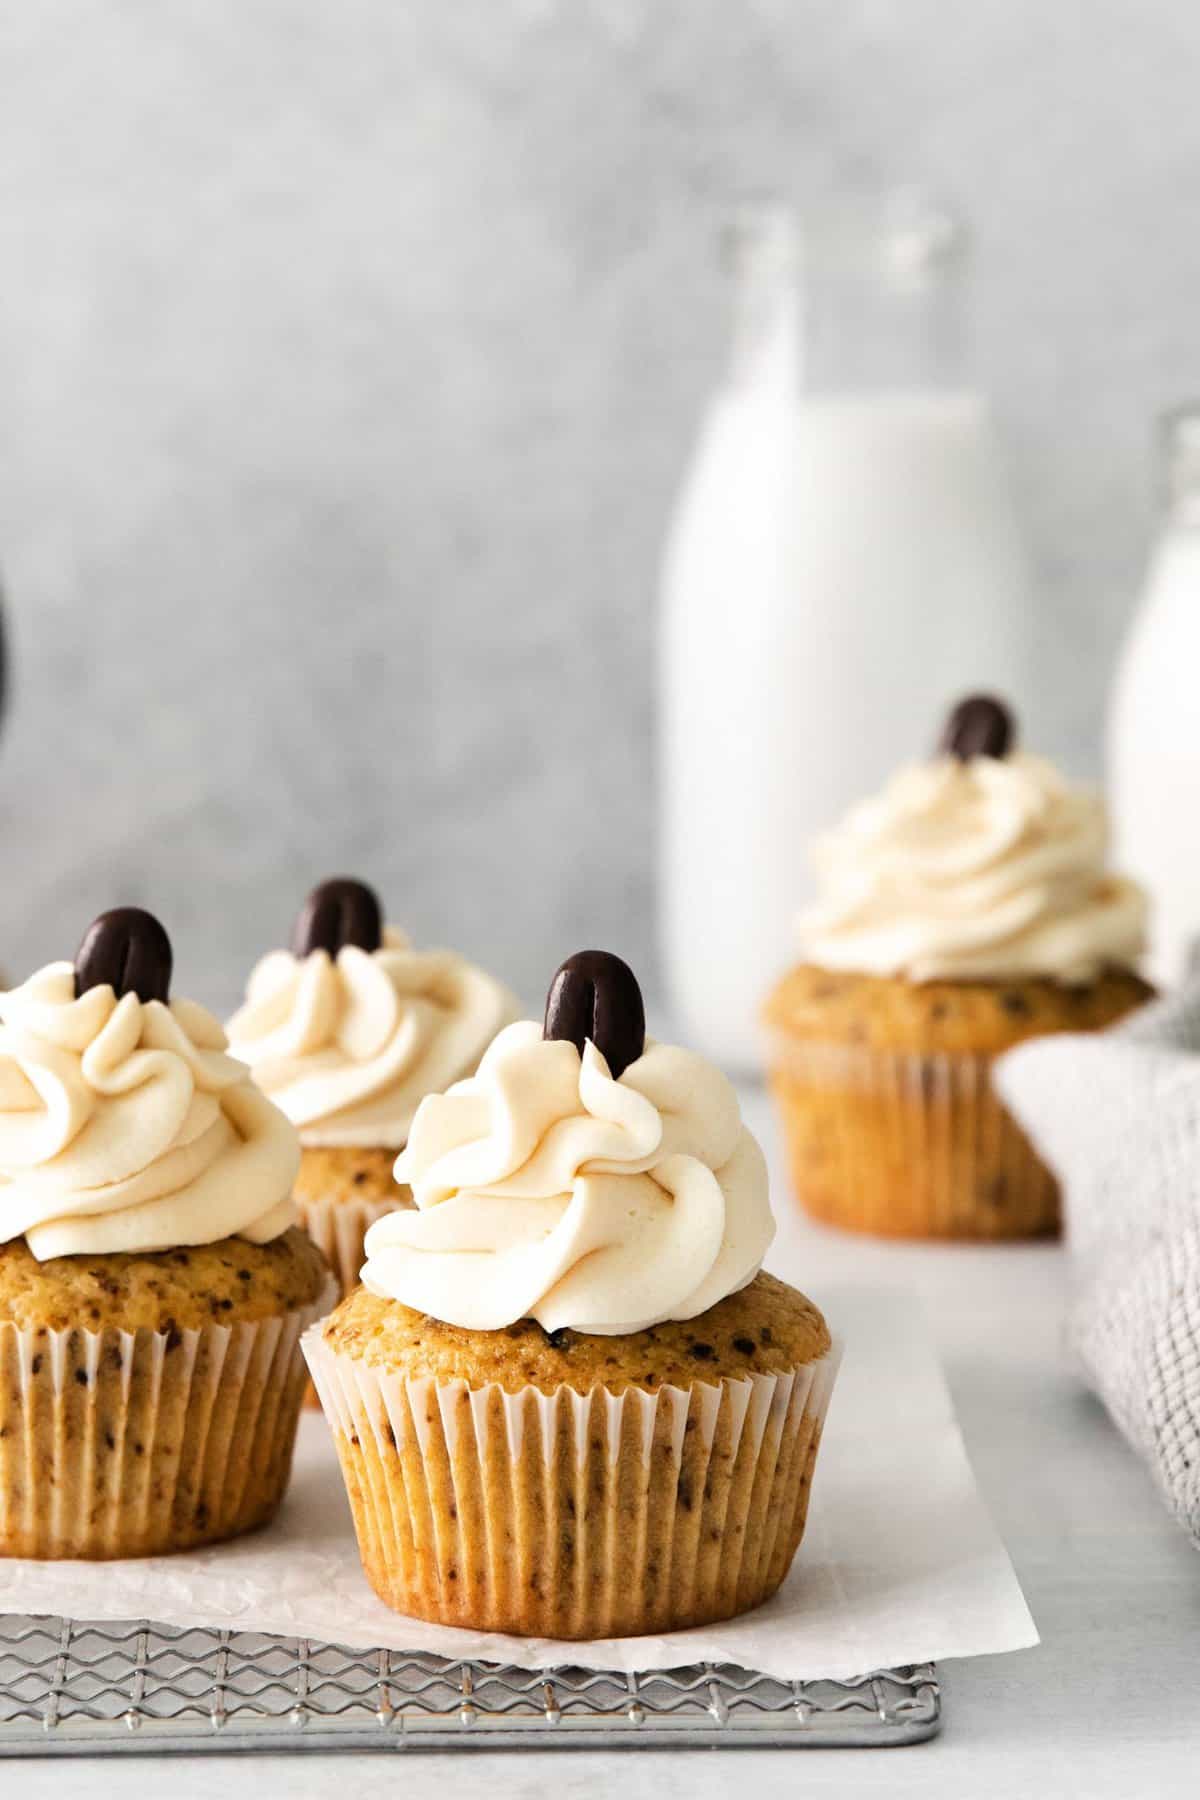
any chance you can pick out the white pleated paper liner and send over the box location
[305,1321,840,1639]
[768,1033,1058,1237]
[295,1189,405,1298]
[0,1273,337,1559]
[294,1187,409,1408]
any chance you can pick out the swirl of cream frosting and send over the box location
[798,751,1147,983]
[227,928,516,1149]
[361,1019,775,1334]
[0,963,300,1261]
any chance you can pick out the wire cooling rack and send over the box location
[0,1615,940,1752]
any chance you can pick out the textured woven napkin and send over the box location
[995,986,1200,1544]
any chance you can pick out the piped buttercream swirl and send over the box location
[0,963,299,1260]
[227,929,516,1149]
[361,1019,775,1334]
[799,751,1147,983]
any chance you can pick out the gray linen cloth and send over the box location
[995,987,1200,1546]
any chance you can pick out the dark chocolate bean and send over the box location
[543,949,645,1080]
[74,908,173,1004]
[938,693,1015,762]
[291,877,383,958]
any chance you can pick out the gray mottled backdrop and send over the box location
[0,1,1196,1013]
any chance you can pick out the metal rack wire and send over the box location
[0,1614,939,1752]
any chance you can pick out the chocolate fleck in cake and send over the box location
[306,950,838,1639]
[0,909,333,1559]
[764,695,1153,1240]
[228,879,517,1339]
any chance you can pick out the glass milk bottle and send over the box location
[1109,406,1200,985]
[658,192,1033,1070]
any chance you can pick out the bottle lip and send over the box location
[722,200,801,392]
[1158,403,1200,516]
[720,184,968,393]
[722,186,965,286]
[880,188,965,289]
[721,201,799,281]
[1159,401,1200,448]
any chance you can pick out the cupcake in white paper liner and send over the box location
[307,950,838,1637]
[764,698,1152,1240]
[0,1266,336,1558]
[305,1319,838,1637]
[0,908,334,1558]
[227,878,518,1343]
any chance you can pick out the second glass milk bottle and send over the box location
[1109,405,1200,985]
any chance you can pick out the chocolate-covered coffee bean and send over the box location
[543,949,645,1080]
[291,878,383,959]
[939,693,1015,762]
[74,908,173,1004]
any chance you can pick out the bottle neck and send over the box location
[723,189,970,399]
[724,206,801,395]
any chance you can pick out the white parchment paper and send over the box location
[0,1288,1037,1681]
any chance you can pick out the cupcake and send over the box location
[0,908,334,1559]
[764,695,1153,1240]
[227,878,516,1306]
[305,950,837,1639]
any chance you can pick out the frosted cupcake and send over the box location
[764,695,1153,1239]
[228,878,516,1304]
[0,908,334,1559]
[306,950,837,1638]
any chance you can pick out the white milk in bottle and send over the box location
[1109,406,1200,985]
[658,195,1033,1069]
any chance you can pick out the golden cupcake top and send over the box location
[764,961,1154,1055]
[292,1142,403,1206]
[227,877,517,1149]
[0,1226,328,1333]
[0,909,300,1262]
[798,694,1148,985]
[362,950,776,1335]
[323,1269,829,1395]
